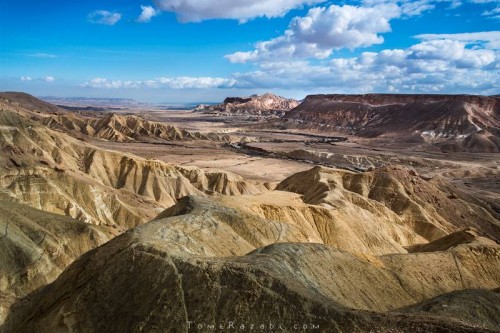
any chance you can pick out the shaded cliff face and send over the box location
[0,200,119,323]
[283,94,500,152]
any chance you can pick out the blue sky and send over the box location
[1,0,499,102]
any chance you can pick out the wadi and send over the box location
[0,91,498,332]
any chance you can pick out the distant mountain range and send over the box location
[39,96,217,110]
[195,93,299,115]
[40,96,154,109]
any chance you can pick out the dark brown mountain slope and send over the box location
[282,94,500,152]
[396,289,500,331]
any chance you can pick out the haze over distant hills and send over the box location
[39,96,212,110]
[40,96,154,109]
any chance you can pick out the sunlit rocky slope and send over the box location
[0,200,119,323]
[0,101,267,228]
[196,93,299,115]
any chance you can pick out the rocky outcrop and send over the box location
[0,108,267,228]
[2,217,498,332]
[284,149,387,171]
[197,93,299,115]
[0,200,118,323]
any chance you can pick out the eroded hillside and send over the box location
[196,93,299,116]
[3,217,498,332]
[0,93,499,332]
[0,200,119,323]
[0,107,267,228]
[281,94,500,152]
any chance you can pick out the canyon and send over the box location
[0,92,498,332]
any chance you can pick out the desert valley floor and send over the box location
[0,92,499,332]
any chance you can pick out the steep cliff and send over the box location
[197,93,299,115]
[283,94,500,152]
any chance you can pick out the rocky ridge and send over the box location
[196,93,299,116]
[0,107,268,228]
[2,212,498,332]
[41,113,245,143]
[281,94,500,152]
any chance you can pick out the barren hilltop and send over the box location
[196,92,299,116]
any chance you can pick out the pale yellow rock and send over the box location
[0,108,268,228]
[0,200,118,324]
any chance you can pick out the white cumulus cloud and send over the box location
[230,38,499,95]
[225,4,401,63]
[28,53,57,59]
[88,10,122,25]
[415,31,500,49]
[82,77,236,89]
[19,76,56,82]
[137,5,159,23]
[153,0,326,22]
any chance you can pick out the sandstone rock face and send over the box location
[198,93,299,115]
[41,113,237,143]
[0,200,118,323]
[283,94,500,152]
[2,222,498,332]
